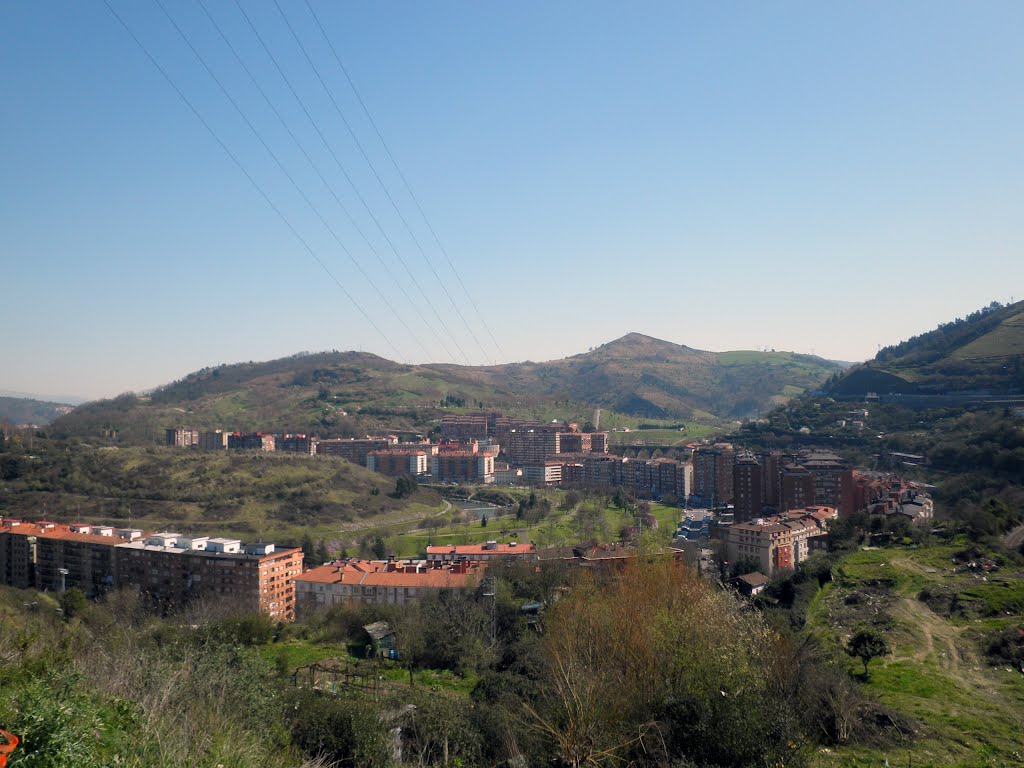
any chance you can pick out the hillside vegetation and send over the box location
[0,438,443,545]
[0,396,74,426]
[830,300,1024,396]
[51,335,842,444]
[0,556,912,768]
[807,540,1024,766]
[433,332,842,420]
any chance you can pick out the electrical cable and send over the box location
[192,0,439,361]
[232,0,471,365]
[302,0,507,364]
[271,0,486,365]
[101,0,405,362]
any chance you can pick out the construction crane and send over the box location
[0,729,19,767]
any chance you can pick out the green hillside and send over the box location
[0,441,444,545]
[0,396,75,426]
[50,335,842,444]
[810,541,1024,766]
[434,333,842,421]
[830,300,1024,396]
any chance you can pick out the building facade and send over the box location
[431,452,495,484]
[733,451,763,523]
[367,450,429,477]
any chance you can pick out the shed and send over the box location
[732,572,769,596]
[361,621,396,657]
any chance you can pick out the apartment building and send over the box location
[367,450,429,477]
[294,559,483,618]
[198,430,229,450]
[506,429,561,464]
[691,443,735,504]
[723,507,834,577]
[494,418,563,444]
[35,528,122,597]
[227,432,276,452]
[440,414,489,441]
[0,521,43,589]
[494,462,524,485]
[165,427,199,448]
[277,434,318,455]
[800,451,855,515]
[732,451,763,523]
[431,451,495,484]
[582,454,625,487]
[0,520,303,621]
[559,460,584,485]
[316,436,396,466]
[522,461,562,486]
[115,536,303,621]
[780,465,816,512]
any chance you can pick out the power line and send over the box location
[233,0,471,366]
[153,0,446,361]
[270,0,488,365]
[100,0,405,362]
[302,0,507,363]
[191,0,436,361]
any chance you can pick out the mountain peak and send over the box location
[591,332,702,357]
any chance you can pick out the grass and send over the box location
[256,639,476,695]
[608,426,719,445]
[957,580,1024,616]
[0,444,448,546]
[811,541,1024,767]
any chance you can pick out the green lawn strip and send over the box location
[256,640,476,695]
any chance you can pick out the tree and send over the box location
[60,588,88,620]
[300,533,315,563]
[559,490,582,511]
[481,513,488,528]
[391,476,417,499]
[530,559,808,767]
[371,535,386,560]
[314,539,330,565]
[393,601,427,686]
[846,627,890,677]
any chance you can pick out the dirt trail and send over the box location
[888,559,999,700]
[1005,523,1024,552]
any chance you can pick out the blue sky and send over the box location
[2,1,1022,400]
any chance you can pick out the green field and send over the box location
[608,425,719,446]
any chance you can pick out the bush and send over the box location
[287,690,391,766]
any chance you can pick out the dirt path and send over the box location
[1004,523,1024,552]
[889,570,998,700]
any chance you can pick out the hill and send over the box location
[829,300,1024,397]
[808,540,1024,766]
[51,336,843,444]
[0,441,444,546]
[430,333,842,421]
[0,395,75,426]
